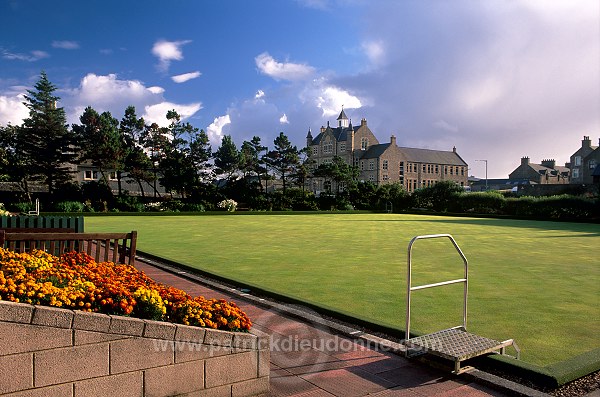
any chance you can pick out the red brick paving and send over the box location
[133,260,511,397]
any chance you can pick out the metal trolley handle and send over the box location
[405,234,468,341]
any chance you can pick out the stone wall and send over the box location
[0,300,269,396]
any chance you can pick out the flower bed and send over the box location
[0,248,251,332]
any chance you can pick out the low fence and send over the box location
[0,215,84,232]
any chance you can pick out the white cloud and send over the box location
[52,40,80,50]
[362,40,385,67]
[171,71,201,83]
[315,86,362,117]
[207,114,231,144]
[279,113,289,124]
[255,52,315,81]
[147,86,165,94]
[63,73,200,126]
[152,39,191,71]
[255,90,265,99]
[0,93,28,125]
[76,73,154,107]
[143,102,202,127]
[1,49,49,61]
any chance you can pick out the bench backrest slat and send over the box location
[0,231,137,266]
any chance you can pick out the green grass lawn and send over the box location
[86,213,600,368]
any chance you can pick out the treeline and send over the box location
[1,72,598,221]
[0,72,338,211]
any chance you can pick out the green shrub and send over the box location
[455,191,506,214]
[375,182,412,212]
[504,194,599,219]
[114,196,145,212]
[10,202,33,213]
[54,201,84,212]
[160,200,185,212]
[182,202,205,212]
[412,181,464,211]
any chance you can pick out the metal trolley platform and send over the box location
[403,234,519,374]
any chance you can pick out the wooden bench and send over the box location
[0,230,138,266]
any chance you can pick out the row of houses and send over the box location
[471,136,600,192]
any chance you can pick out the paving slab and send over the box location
[133,257,536,397]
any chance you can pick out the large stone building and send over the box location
[508,157,570,185]
[306,110,468,194]
[569,136,599,185]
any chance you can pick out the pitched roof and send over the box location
[361,143,391,159]
[528,163,569,176]
[309,126,358,145]
[337,109,348,121]
[397,146,467,166]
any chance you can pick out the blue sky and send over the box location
[1,0,598,178]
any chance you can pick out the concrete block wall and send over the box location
[0,300,269,397]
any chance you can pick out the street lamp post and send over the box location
[475,160,488,190]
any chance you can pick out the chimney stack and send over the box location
[521,156,530,165]
[583,136,591,148]
[541,159,556,169]
[390,135,396,146]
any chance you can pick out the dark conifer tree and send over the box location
[21,71,77,197]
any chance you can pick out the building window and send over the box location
[340,143,346,152]
[323,142,333,153]
[369,160,375,170]
[574,156,582,166]
[312,147,318,156]
[422,164,426,172]
[399,176,404,185]
[461,167,465,176]
[83,170,98,180]
[361,137,368,150]
[383,174,389,181]
[589,159,597,169]
[383,160,388,170]
[435,165,439,174]
[360,161,364,171]
[109,171,118,181]
[572,168,580,178]
[444,166,448,175]
[399,161,404,175]
[369,174,374,182]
